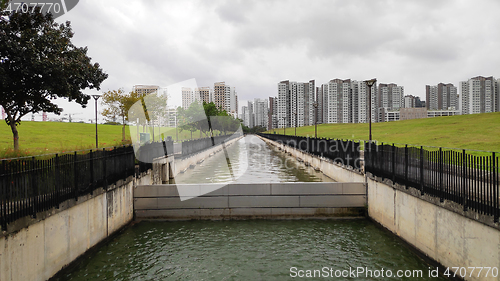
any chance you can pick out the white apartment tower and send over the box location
[277,81,290,128]
[308,80,315,126]
[378,83,404,111]
[460,76,498,115]
[254,98,269,128]
[182,87,194,109]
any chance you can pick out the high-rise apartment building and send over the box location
[460,76,498,115]
[327,79,352,123]
[277,80,290,128]
[378,83,404,111]
[426,83,458,111]
[254,98,269,129]
[307,80,315,126]
[132,85,159,95]
[321,83,328,124]
[182,87,194,109]
[214,82,226,111]
[268,97,278,130]
[194,87,212,104]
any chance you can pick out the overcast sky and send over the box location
[34,0,500,122]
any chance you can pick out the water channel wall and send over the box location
[0,171,152,281]
[134,182,366,219]
[161,135,244,180]
[258,135,500,281]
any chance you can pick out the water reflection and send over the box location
[172,135,333,184]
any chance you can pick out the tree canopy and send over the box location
[101,89,145,141]
[176,101,241,139]
[0,7,108,150]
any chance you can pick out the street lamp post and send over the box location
[91,94,101,148]
[313,102,318,138]
[364,78,377,142]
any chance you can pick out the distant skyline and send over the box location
[33,0,500,122]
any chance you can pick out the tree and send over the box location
[101,89,141,142]
[0,7,108,151]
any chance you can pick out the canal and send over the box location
[57,136,447,280]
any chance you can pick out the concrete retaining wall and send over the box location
[134,182,366,219]
[0,171,152,281]
[169,135,243,178]
[367,176,500,281]
[258,135,365,183]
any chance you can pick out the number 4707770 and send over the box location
[444,267,498,278]
[4,2,63,14]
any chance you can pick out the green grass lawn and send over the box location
[0,121,133,158]
[0,121,222,159]
[266,112,500,153]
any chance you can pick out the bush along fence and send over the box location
[258,133,361,169]
[0,145,136,231]
[364,142,499,222]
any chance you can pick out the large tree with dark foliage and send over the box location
[0,6,108,151]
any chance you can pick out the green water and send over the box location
[58,220,447,280]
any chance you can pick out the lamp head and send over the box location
[91,94,101,100]
[364,78,377,87]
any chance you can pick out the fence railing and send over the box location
[136,140,174,173]
[0,145,136,231]
[258,134,361,169]
[181,133,242,156]
[364,142,499,221]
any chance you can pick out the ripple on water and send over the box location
[61,220,447,281]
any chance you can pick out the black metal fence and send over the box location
[181,133,242,156]
[0,145,136,230]
[136,140,174,173]
[258,134,361,169]
[365,142,499,221]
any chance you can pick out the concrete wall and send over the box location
[367,176,500,281]
[0,171,152,281]
[134,182,366,219]
[170,136,243,178]
[258,136,365,183]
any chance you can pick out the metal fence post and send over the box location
[1,160,6,230]
[404,145,408,188]
[439,147,443,202]
[420,146,424,195]
[462,149,467,211]
[31,156,37,218]
[55,154,60,209]
[74,152,78,201]
[392,143,395,183]
[103,148,108,191]
[493,152,498,222]
[90,150,94,195]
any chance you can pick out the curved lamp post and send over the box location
[364,78,376,141]
[91,94,101,148]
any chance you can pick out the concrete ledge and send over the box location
[134,182,366,219]
[135,207,365,220]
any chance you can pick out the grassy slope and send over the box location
[0,121,132,157]
[266,112,500,152]
[0,121,213,158]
